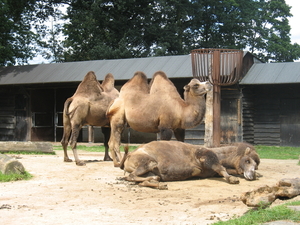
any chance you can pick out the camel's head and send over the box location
[237,147,260,180]
[184,79,212,96]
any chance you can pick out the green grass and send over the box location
[0,151,55,155]
[255,145,300,160]
[0,171,32,182]
[53,144,138,152]
[213,201,300,225]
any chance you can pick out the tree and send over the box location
[0,0,64,66]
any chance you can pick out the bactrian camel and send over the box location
[107,71,211,167]
[61,71,119,166]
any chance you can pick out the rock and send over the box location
[0,154,25,175]
[240,178,300,207]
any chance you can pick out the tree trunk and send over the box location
[0,154,25,175]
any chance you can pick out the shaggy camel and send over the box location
[61,71,119,166]
[107,71,211,167]
[120,141,240,189]
[208,142,260,180]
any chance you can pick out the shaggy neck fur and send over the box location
[182,93,206,129]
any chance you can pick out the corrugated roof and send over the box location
[240,62,300,85]
[0,55,193,85]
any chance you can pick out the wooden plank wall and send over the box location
[0,92,15,141]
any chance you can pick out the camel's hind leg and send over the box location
[107,99,125,167]
[61,115,72,162]
[70,124,85,166]
[101,127,112,161]
[124,156,167,189]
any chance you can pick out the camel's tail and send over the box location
[61,98,74,144]
[63,97,73,115]
[119,145,129,170]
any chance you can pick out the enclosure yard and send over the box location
[0,149,299,225]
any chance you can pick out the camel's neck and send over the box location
[182,95,206,129]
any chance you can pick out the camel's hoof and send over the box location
[114,162,120,167]
[104,156,113,161]
[228,176,240,184]
[158,183,168,190]
[76,161,86,166]
[64,158,73,163]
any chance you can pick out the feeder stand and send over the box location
[191,49,243,147]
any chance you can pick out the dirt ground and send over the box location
[0,146,299,225]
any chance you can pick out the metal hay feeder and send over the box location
[191,48,243,147]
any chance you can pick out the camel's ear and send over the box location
[102,73,115,91]
[245,147,251,155]
[184,84,190,92]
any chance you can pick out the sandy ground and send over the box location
[0,148,299,225]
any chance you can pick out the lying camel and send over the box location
[61,71,119,166]
[208,142,260,180]
[107,71,211,166]
[120,141,240,189]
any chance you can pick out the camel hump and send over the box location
[74,71,103,97]
[149,71,181,97]
[101,73,115,92]
[82,71,97,82]
[122,71,149,93]
[152,71,168,80]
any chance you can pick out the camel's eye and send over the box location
[246,160,250,164]
[193,84,199,88]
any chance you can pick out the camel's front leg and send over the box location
[101,127,113,161]
[174,128,185,142]
[212,164,239,184]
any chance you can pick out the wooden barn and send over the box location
[1,53,299,146]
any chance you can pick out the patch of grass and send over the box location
[0,171,33,182]
[255,145,300,160]
[213,202,300,225]
[53,145,138,152]
[1,151,55,155]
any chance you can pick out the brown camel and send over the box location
[61,71,119,166]
[120,141,239,189]
[107,71,211,167]
[208,142,260,180]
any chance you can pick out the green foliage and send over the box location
[212,203,300,225]
[62,0,300,62]
[255,145,300,160]
[0,171,32,182]
[0,0,64,66]
[1,0,300,65]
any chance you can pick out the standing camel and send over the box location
[61,71,119,166]
[107,71,211,167]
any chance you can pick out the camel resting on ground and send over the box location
[107,71,211,167]
[120,141,240,189]
[61,71,119,166]
[208,142,260,180]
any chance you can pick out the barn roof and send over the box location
[0,55,193,85]
[240,62,300,85]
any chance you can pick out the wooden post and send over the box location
[88,125,94,143]
[204,88,213,147]
[212,51,221,147]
